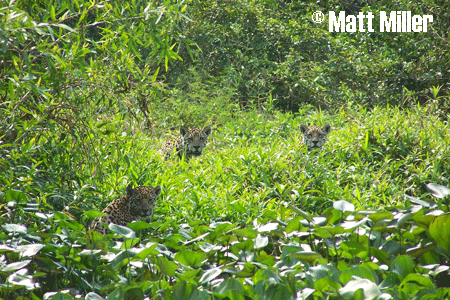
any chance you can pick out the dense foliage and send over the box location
[1,0,450,299]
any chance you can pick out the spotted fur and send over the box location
[89,185,161,234]
[299,124,331,150]
[158,126,212,160]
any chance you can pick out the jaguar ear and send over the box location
[153,186,162,196]
[202,126,212,137]
[180,126,188,136]
[323,124,331,134]
[299,125,308,134]
[126,183,134,196]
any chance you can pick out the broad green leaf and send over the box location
[175,250,207,268]
[8,270,38,290]
[314,276,341,293]
[368,211,393,222]
[392,255,414,279]
[109,223,136,239]
[110,250,138,269]
[288,204,313,222]
[228,202,246,213]
[404,194,436,208]
[333,200,355,212]
[214,277,243,294]
[83,211,106,219]
[233,228,258,239]
[199,267,222,284]
[127,221,153,231]
[406,243,435,258]
[17,244,45,258]
[285,217,307,233]
[134,243,159,259]
[400,273,435,288]
[398,273,435,298]
[78,250,102,256]
[85,292,104,300]
[287,251,322,263]
[156,256,178,277]
[340,266,376,285]
[339,278,381,300]
[254,234,268,249]
[5,189,27,203]
[123,287,144,300]
[258,222,278,232]
[429,213,450,251]
[1,260,31,272]
[426,183,450,199]
[198,242,221,253]
[2,224,27,234]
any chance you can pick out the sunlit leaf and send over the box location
[109,223,136,239]
[333,200,355,212]
[258,222,278,232]
[2,224,27,234]
[16,244,45,258]
[254,234,269,249]
[429,213,450,251]
[339,278,381,299]
[426,183,450,199]
[85,292,105,300]
[1,260,31,272]
[199,267,222,284]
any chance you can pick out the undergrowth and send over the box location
[1,102,450,299]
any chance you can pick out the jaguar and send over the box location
[158,126,212,160]
[299,124,331,150]
[89,185,161,234]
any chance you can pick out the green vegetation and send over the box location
[1,0,450,299]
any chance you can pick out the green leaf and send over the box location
[254,234,268,249]
[214,277,243,295]
[368,211,393,222]
[258,222,278,232]
[156,256,178,276]
[5,189,27,203]
[85,292,104,300]
[127,221,153,231]
[110,250,138,269]
[404,194,436,208]
[429,213,450,251]
[199,267,222,284]
[123,287,144,300]
[16,244,45,258]
[340,265,376,285]
[406,242,436,258]
[289,204,313,222]
[83,211,106,219]
[109,223,136,239]
[426,183,450,199]
[286,251,322,263]
[1,260,31,272]
[2,224,27,234]
[175,250,207,268]
[333,200,355,212]
[392,255,414,280]
[233,228,257,239]
[339,278,382,299]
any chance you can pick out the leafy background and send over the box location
[1,0,450,299]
